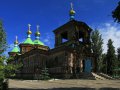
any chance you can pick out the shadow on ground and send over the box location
[9,87,120,90]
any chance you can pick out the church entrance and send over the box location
[84,58,92,73]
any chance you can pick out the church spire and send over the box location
[33,25,44,45]
[23,24,34,44]
[35,25,40,40]
[27,24,32,38]
[69,3,76,20]
[11,36,20,53]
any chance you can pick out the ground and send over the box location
[9,79,120,90]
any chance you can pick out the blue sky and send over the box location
[0,0,119,53]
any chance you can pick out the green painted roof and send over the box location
[23,38,34,44]
[11,46,20,52]
[33,39,44,45]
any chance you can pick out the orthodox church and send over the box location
[8,3,96,79]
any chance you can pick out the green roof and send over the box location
[33,39,44,45]
[23,38,34,44]
[11,46,20,52]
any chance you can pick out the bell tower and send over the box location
[53,3,92,48]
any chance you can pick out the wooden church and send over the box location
[8,3,96,79]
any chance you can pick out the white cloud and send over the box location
[98,22,120,53]
[41,33,54,48]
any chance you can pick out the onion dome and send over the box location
[34,40,44,45]
[23,24,34,44]
[27,30,32,35]
[69,3,75,20]
[33,25,44,45]
[35,31,40,37]
[11,36,20,52]
[14,37,18,45]
[23,38,34,44]
[70,9,75,15]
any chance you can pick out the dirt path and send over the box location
[9,79,120,90]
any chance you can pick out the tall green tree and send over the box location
[0,20,7,55]
[117,48,120,67]
[112,1,120,23]
[101,53,107,73]
[106,39,117,75]
[91,30,103,72]
[0,20,21,89]
[0,20,7,89]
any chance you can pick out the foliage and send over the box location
[0,20,21,89]
[0,20,7,55]
[117,47,120,67]
[106,39,117,75]
[113,47,120,77]
[100,54,107,73]
[0,56,22,89]
[112,1,120,23]
[0,20,7,89]
[91,29,103,72]
[40,67,50,80]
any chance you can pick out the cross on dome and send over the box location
[37,25,40,32]
[28,24,31,30]
[71,3,73,10]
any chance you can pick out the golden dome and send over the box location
[70,9,75,15]
[14,36,18,45]
[27,30,32,34]
[14,41,18,45]
[35,31,40,36]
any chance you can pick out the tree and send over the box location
[0,56,20,89]
[0,20,7,55]
[101,54,107,73]
[117,47,120,68]
[117,47,120,67]
[0,20,7,89]
[112,1,120,23]
[40,67,50,80]
[0,20,21,89]
[106,39,117,75]
[91,30,103,72]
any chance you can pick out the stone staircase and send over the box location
[70,72,114,80]
[91,72,114,80]
[72,72,114,80]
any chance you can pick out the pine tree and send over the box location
[106,39,117,75]
[0,21,7,55]
[40,67,50,80]
[112,1,120,23]
[101,54,107,73]
[0,20,7,89]
[0,20,21,89]
[91,30,103,72]
[117,48,120,67]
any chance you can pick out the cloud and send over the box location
[98,22,120,53]
[41,32,54,48]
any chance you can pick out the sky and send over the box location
[0,0,119,54]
